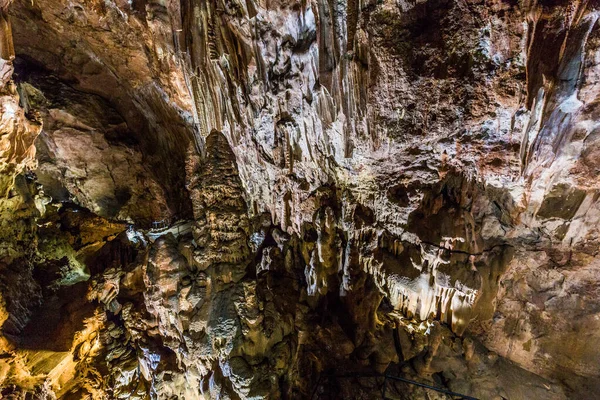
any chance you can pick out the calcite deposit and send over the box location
[0,0,599,398]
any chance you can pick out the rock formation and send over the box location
[0,0,599,398]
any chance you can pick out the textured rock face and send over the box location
[0,0,599,399]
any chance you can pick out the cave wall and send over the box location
[0,0,599,399]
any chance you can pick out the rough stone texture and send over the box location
[0,0,598,399]
[17,63,172,224]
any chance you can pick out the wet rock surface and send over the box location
[0,0,598,399]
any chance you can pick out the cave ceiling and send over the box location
[0,0,599,399]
